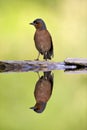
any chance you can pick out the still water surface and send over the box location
[0,70,87,130]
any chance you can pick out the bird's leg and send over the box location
[35,53,40,61]
[37,52,40,60]
[36,72,40,79]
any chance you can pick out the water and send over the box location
[0,67,87,130]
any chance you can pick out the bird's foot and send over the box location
[34,58,39,61]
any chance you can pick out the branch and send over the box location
[0,58,87,73]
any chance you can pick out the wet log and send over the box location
[0,58,87,73]
[65,58,87,66]
[0,60,76,72]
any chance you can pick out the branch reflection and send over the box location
[30,71,54,113]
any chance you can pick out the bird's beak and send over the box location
[29,22,34,25]
[30,106,34,110]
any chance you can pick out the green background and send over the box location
[0,0,87,130]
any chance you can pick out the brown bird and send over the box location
[30,71,53,113]
[30,18,53,60]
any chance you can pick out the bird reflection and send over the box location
[30,71,54,113]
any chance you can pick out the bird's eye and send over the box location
[36,21,39,24]
[34,21,39,24]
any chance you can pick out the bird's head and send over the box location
[30,18,47,30]
[30,102,47,113]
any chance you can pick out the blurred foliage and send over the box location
[0,0,87,130]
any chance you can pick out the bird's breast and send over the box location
[34,30,51,52]
[34,78,52,102]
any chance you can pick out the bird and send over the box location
[30,71,53,113]
[30,18,53,60]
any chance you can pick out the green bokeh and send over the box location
[0,0,87,130]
